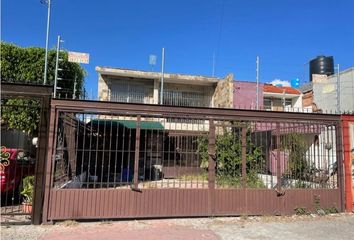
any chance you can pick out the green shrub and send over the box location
[20,175,35,204]
[197,123,264,188]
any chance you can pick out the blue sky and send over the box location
[2,0,354,99]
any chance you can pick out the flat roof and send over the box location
[96,66,221,85]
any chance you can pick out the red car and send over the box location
[1,148,35,196]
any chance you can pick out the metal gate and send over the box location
[42,99,344,223]
[1,83,51,224]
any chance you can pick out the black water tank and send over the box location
[309,56,334,81]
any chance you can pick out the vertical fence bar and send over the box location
[133,116,141,190]
[276,122,281,193]
[208,120,216,215]
[32,96,51,224]
[42,106,57,224]
[335,121,345,212]
[241,126,247,188]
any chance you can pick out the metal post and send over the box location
[335,121,345,212]
[241,127,247,187]
[336,64,340,113]
[73,74,77,99]
[256,56,260,110]
[160,48,165,105]
[133,116,141,190]
[43,0,51,85]
[208,120,216,215]
[54,35,61,98]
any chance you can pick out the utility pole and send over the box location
[54,35,63,98]
[73,74,77,99]
[336,64,340,113]
[43,0,51,85]
[160,48,165,105]
[256,56,260,110]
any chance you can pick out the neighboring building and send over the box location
[300,67,354,113]
[263,84,302,111]
[233,81,303,111]
[233,81,264,109]
[96,66,234,109]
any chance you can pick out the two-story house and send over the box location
[96,66,233,108]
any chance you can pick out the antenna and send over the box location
[256,56,260,110]
[160,48,165,105]
[54,35,64,98]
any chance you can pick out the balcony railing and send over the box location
[162,91,212,107]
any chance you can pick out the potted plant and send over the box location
[20,175,34,213]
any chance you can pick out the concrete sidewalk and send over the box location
[1,214,353,240]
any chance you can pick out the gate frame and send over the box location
[42,98,345,222]
[1,83,52,224]
[342,114,354,212]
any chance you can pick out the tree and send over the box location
[1,42,86,134]
[1,42,85,97]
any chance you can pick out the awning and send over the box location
[90,119,164,130]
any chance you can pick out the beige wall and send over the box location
[98,74,109,101]
[213,73,234,108]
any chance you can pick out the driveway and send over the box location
[1,214,353,240]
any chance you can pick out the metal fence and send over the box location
[43,99,344,222]
[52,114,339,191]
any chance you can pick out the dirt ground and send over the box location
[1,213,353,240]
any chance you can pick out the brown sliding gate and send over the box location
[42,99,344,222]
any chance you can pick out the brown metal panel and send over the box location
[283,189,341,214]
[1,83,53,97]
[108,190,113,218]
[97,189,103,218]
[44,188,340,219]
[214,189,245,215]
[245,189,279,215]
[81,191,86,217]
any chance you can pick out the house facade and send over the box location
[263,84,302,111]
[96,66,234,109]
[233,81,264,109]
[233,80,302,111]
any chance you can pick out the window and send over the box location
[264,98,272,110]
[163,90,209,107]
[284,98,292,107]
[110,81,153,104]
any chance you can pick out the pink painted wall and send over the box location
[233,81,264,109]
